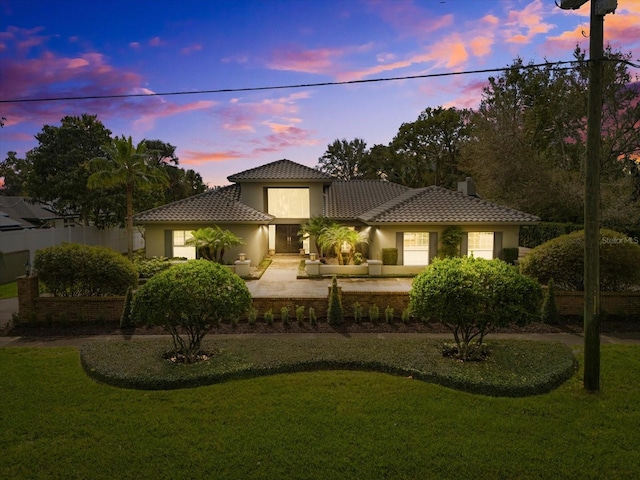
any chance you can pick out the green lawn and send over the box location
[2,344,639,479]
[0,281,17,299]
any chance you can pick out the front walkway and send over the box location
[246,255,414,298]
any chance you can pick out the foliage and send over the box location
[133,255,173,279]
[353,252,364,265]
[519,222,584,248]
[381,248,397,265]
[120,286,134,329]
[34,243,137,297]
[461,49,640,224]
[369,304,380,323]
[353,302,363,323]
[295,305,305,325]
[281,306,290,326]
[25,114,118,226]
[0,151,30,195]
[503,247,520,265]
[360,107,472,188]
[439,225,463,258]
[316,138,373,180]
[327,276,344,325]
[308,307,317,326]
[318,224,369,265]
[131,260,251,363]
[519,229,640,291]
[186,226,244,263]
[541,279,561,325]
[401,307,411,324]
[410,257,542,361]
[247,307,257,325]
[87,135,169,258]
[264,309,274,325]
[385,306,394,324]
[298,215,332,255]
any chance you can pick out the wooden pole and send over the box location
[583,1,604,392]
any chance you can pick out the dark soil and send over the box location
[4,316,639,338]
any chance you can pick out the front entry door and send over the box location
[275,225,302,253]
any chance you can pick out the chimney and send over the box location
[457,177,478,197]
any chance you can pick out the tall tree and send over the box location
[87,135,169,258]
[26,114,116,223]
[364,107,472,188]
[317,138,372,180]
[461,48,640,224]
[0,152,30,195]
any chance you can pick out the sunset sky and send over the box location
[1,0,639,187]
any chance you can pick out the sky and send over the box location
[1,0,639,187]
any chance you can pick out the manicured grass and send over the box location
[0,281,18,299]
[81,337,577,396]
[2,344,639,479]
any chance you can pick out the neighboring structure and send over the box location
[0,196,71,232]
[135,159,539,266]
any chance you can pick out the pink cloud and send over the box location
[181,43,203,55]
[504,0,554,45]
[180,150,245,165]
[218,92,311,132]
[267,45,346,75]
[366,0,453,38]
[148,36,164,47]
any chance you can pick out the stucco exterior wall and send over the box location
[368,224,522,263]
[143,223,269,266]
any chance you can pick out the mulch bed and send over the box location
[4,316,639,338]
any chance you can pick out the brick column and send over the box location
[17,275,39,323]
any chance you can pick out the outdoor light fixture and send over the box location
[25,258,31,276]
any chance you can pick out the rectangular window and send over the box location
[403,232,430,265]
[267,188,310,218]
[468,232,494,259]
[172,230,196,259]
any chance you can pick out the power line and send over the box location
[1,58,634,105]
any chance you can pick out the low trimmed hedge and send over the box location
[81,337,578,397]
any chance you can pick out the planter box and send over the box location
[318,264,368,276]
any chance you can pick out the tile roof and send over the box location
[133,188,274,224]
[358,186,540,224]
[324,179,410,219]
[227,159,333,182]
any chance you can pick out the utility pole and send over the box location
[558,0,616,392]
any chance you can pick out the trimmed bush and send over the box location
[503,247,520,265]
[133,255,172,279]
[541,279,560,325]
[353,302,363,324]
[410,257,542,361]
[131,260,251,363]
[519,229,640,291]
[382,248,398,265]
[369,304,380,323]
[34,243,137,297]
[120,286,134,329]
[327,276,344,325]
[519,222,583,249]
[440,225,463,258]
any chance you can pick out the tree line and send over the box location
[0,114,207,232]
[315,47,640,227]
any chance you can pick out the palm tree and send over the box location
[217,229,244,264]
[87,135,169,259]
[298,215,332,256]
[185,227,219,261]
[318,224,368,265]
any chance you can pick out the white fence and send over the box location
[0,226,144,283]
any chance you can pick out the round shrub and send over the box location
[34,243,137,296]
[131,260,252,363]
[410,257,541,361]
[519,229,640,291]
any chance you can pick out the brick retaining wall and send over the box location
[16,275,640,324]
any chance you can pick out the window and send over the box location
[267,188,310,218]
[468,232,494,259]
[403,232,430,265]
[173,230,196,259]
